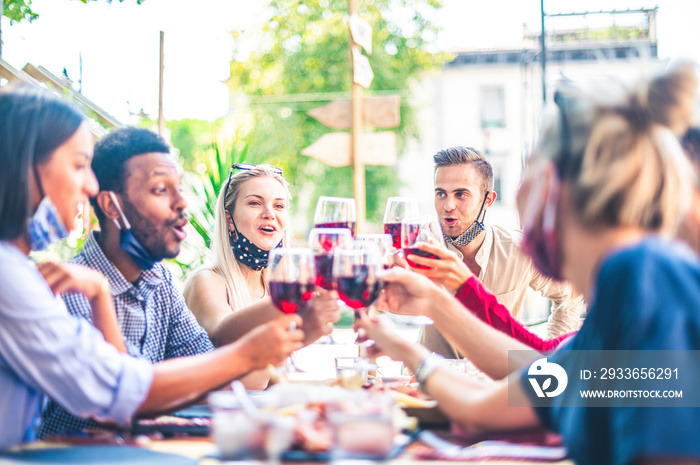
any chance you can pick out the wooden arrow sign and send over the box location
[307,95,400,129]
[349,14,372,55]
[302,132,396,167]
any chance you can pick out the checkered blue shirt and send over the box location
[39,232,214,437]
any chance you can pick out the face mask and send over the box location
[229,228,282,271]
[109,192,159,270]
[27,196,69,251]
[520,163,563,281]
[443,192,490,247]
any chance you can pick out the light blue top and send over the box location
[0,241,154,450]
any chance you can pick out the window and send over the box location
[484,152,504,204]
[480,86,506,128]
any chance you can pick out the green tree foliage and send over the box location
[3,0,144,23]
[227,0,450,228]
[167,118,224,171]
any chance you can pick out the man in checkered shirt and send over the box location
[38,127,215,436]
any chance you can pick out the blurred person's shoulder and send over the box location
[599,236,700,291]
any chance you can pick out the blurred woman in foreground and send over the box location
[0,86,303,449]
[359,63,700,465]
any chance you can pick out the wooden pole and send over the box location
[349,0,366,233]
[0,1,4,59]
[158,31,165,137]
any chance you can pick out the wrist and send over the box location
[424,289,452,320]
[89,276,110,302]
[414,352,446,393]
[227,340,256,374]
[403,344,431,374]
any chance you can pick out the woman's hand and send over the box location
[38,261,109,302]
[376,267,445,317]
[238,314,304,370]
[298,290,341,345]
[39,261,126,353]
[403,242,473,292]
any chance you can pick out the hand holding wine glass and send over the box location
[268,248,316,373]
[383,197,419,249]
[400,241,474,292]
[314,196,357,235]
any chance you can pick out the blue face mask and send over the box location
[27,196,69,251]
[109,192,160,270]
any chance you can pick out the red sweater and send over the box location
[454,276,576,351]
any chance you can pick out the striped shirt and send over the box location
[39,232,213,437]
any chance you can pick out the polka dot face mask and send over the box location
[229,229,282,271]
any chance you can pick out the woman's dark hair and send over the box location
[0,86,85,240]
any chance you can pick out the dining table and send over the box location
[0,340,573,464]
[1,430,574,465]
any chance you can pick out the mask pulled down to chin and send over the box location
[27,196,69,251]
[108,192,160,270]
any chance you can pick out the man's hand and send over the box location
[238,315,304,370]
[38,262,109,302]
[375,267,444,317]
[298,290,341,345]
[354,312,427,364]
[392,250,409,269]
[403,242,473,292]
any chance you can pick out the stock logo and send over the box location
[527,358,568,398]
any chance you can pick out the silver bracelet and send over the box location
[414,352,445,392]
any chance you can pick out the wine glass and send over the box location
[383,197,419,249]
[333,243,382,375]
[400,217,445,270]
[332,243,382,314]
[314,196,357,236]
[308,228,353,290]
[355,233,394,270]
[268,248,316,373]
[308,227,352,345]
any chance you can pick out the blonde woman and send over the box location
[358,63,700,465]
[184,164,340,389]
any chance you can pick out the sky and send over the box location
[2,0,700,123]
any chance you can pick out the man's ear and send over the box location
[95,191,121,222]
[485,190,498,209]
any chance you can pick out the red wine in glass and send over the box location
[269,281,315,314]
[336,264,382,309]
[314,221,356,236]
[314,196,357,236]
[308,228,352,291]
[402,247,441,270]
[383,197,419,248]
[313,253,335,290]
[383,222,402,249]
